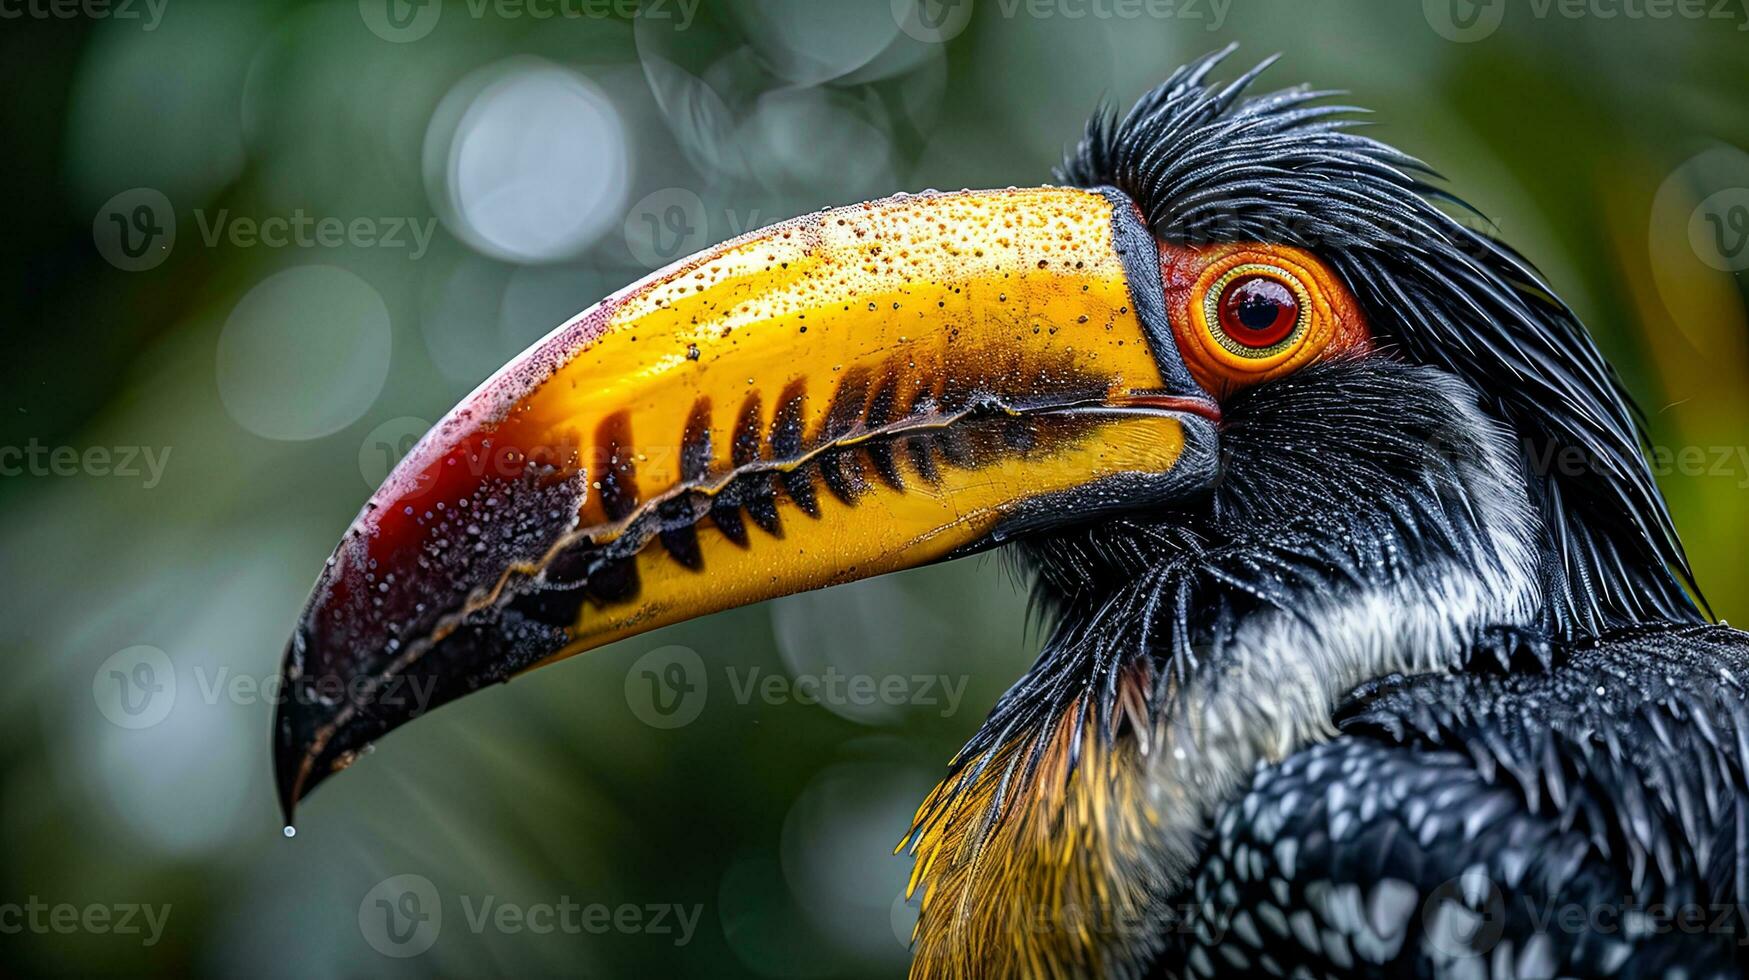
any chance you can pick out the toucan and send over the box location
[273,50,1749,978]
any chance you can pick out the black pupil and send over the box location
[1236,294,1282,330]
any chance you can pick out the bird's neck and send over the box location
[1134,364,1547,888]
[906,360,1549,978]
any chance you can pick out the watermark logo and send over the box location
[457,895,702,941]
[92,646,176,730]
[464,0,698,26]
[1421,869,1506,958]
[95,191,435,268]
[0,441,172,488]
[891,891,919,948]
[1688,186,1749,271]
[1417,874,1749,952]
[625,645,708,729]
[359,0,443,42]
[359,416,434,493]
[192,209,436,259]
[723,665,969,718]
[1512,432,1749,488]
[987,0,1229,28]
[623,645,971,728]
[0,898,171,945]
[892,0,975,42]
[93,188,175,272]
[0,0,167,30]
[92,654,440,730]
[1428,0,1749,40]
[360,874,442,957]
[1423,0,1506,40]
[358,875,701,955]
[624,189,711,269]
[362,0,699,39]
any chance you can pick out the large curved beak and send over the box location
[273,186,1219,822]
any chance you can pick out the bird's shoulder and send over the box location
[1344,621,1749,741]
[1337,622,1749,823]
[1163,623,1749,978]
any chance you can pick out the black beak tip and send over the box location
[272,679,361,830]
[271,678,312,829]
[271,623,333,830]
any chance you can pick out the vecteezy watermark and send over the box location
[1689,185,1749,272]
[360,875,442,958]
[358,874,702,957]
[1421,869,1749,957]
[0,440,172,488]
[1516,435,1749,488]
[892,0,977,41]
[992,0,1228,28]
[891,891,919,948]
[622,188,781,270]
[1421,868,1506,958]
[1421,0,1507,40]
[456,895,702,943]
[461,0,697,26]
[892,0,1228,41]
[93,190,436,270]
[1646,147,1749,348]
[92,646,177,730]
[360,416,434,492]
[93,188,175,272]
[0,898,171,946]
[358,0,699,43]
[722,665,969,717]
[191,209,437,260]
[0,0,166,30]
[1425,0,1749,41]
[92,646,441,730]
[358,0,443,42]
[624,646,709,729]
[1641,444,1749,487]
[623,645,970,729]
[1416,422,1749,490]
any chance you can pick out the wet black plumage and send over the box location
[1167,626,1749,978]
[1055,48,1701,636]
[907,49,1749,978]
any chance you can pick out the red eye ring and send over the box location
[1205,265,1310,358]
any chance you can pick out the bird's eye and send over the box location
[1208,266,1309,357]
[1161,243,1369,398]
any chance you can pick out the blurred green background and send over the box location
[1,0,1747,975]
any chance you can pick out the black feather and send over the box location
[1055,47,1703,636]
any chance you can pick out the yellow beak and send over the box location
[273,186,1219,819]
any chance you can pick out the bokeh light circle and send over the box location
[1688,186,1749,273]
[92,188,176,272]
[624,187,710,269]
[731,0,904,84]
[216,265,392,441]
[425,59,631,264]
[1648,146,1749,351]
[358,416,433,493]
[92,645,176,730]
[891,0,975,44]
[781,757,933,965]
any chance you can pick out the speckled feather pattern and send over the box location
[1164,626,1749,978]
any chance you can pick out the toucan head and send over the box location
[274,49,1703,977]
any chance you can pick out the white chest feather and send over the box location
[1138,407,1544,893]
